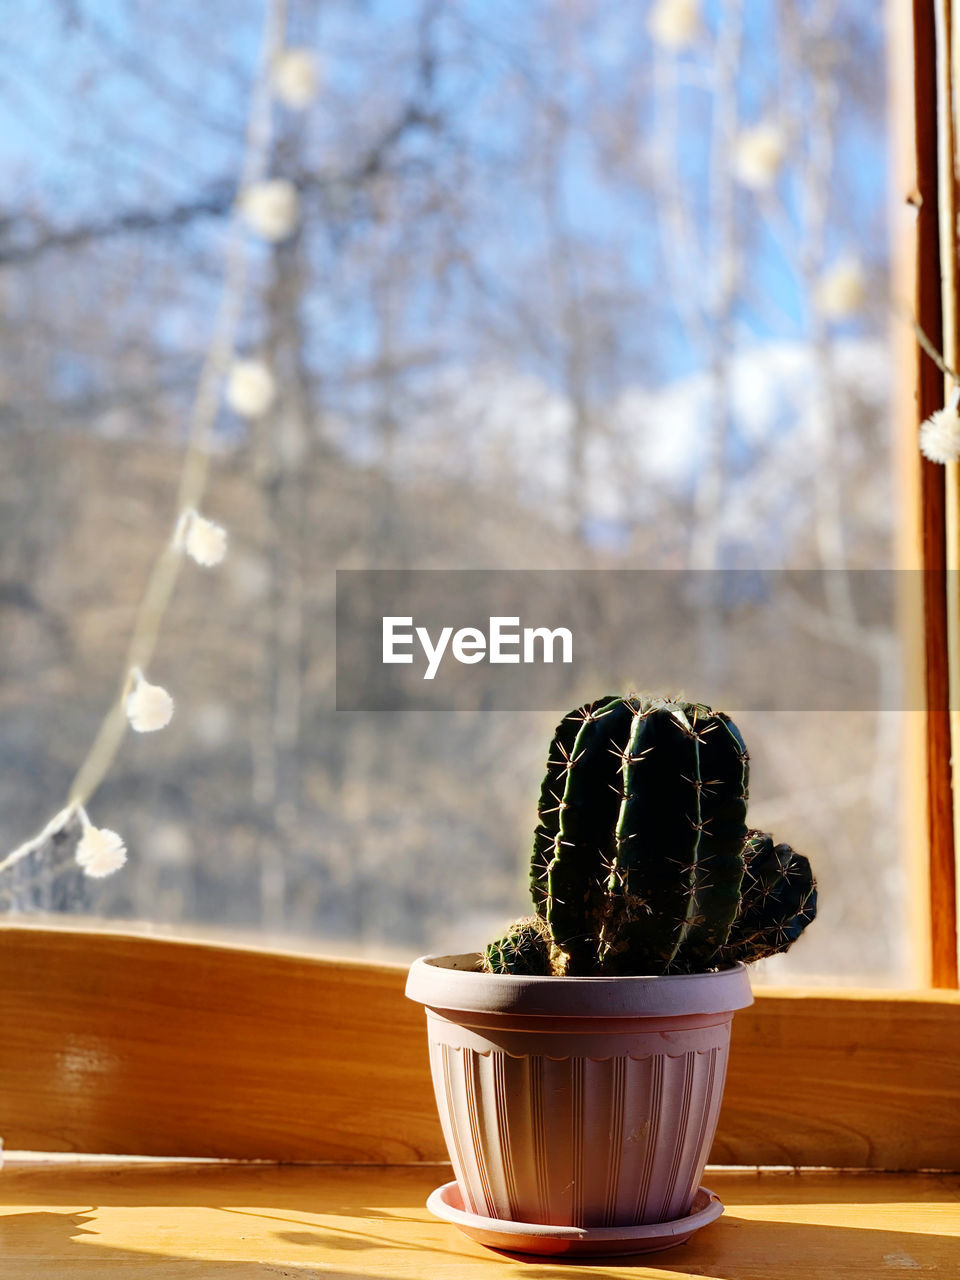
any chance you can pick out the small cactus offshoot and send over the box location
[482,916,554,976]
[716,830,818,965]
[483,694,817,977]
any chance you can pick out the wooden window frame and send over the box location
[910,0,960,987]
[0,3,958,1174]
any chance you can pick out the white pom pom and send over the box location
[734,123,786,190]
[815,259,866,319]
[238,179,300,242]
[225,358,276,418]
[126,669,174,733]
[648,0,700,50]
[183,512,228,567]
[273,48,320,109]
[76,815,127,879]
[920,405,960,464]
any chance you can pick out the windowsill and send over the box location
[2,928,959,1173]
[2,1160,958,1276]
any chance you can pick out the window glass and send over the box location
[0,1,908,983]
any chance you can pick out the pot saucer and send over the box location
[426,1181,723,1258]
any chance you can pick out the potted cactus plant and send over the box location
[406,694,817,1257]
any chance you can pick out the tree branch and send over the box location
[0,104,438,267]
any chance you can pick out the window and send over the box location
[0,1,951,996]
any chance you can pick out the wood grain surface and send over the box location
[1,1161,959,1278]
[716,984,960,1168]
[0,927,958,1168]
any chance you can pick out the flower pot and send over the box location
[406,953,752,1246]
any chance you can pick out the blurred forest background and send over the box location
[0,0,905,981]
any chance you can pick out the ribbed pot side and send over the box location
[406,955,753,1229]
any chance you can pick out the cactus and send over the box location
[716,831,817,965]
[530,695,623,920]
[484,694,816,976]
[539,695,636,973]
[481,915,555,975]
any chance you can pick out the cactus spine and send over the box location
[486,694,816,976]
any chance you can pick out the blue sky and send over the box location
[0,1,889,402]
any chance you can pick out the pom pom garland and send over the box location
[225,358,276,418]
[76,810,127,878]
[734,123,786,190]
[815,259,866,320]
[272,48,320,109]
[648,0,700,50]
[919,404,960,464]
[184,511,228,566]
[125,668,175,733]
[0,0,291,888]
[238,179,300,242]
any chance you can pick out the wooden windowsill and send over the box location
[3,928,959,1171]
[1,1160,958,1277]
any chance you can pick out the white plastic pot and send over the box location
[406,953,752,1232]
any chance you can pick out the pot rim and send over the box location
[405,952,753,1018]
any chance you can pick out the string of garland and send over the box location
[0,6,321,881]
